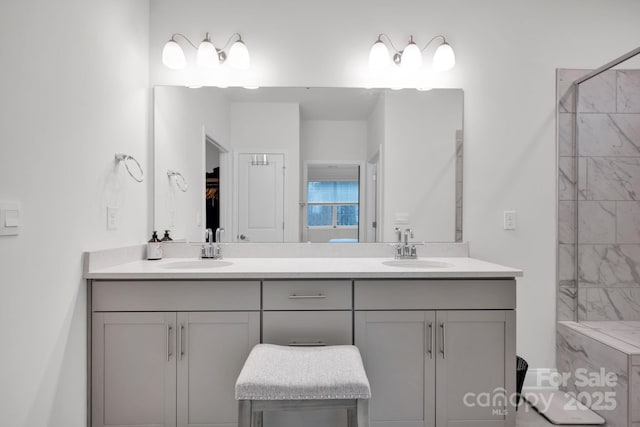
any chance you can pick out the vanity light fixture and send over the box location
[162,33,250,70]
[368,34,455,72]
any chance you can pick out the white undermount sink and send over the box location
[160,260,233,269]
[382,259,452,269]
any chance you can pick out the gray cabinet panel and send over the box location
[92,312,176,427]
[355,311,435,427]
[435,310,516,427]
[92,280,260,311]
[263,280,352,310]
[354,280,516,310]
[177,312,260,427]
[263,311,352,346]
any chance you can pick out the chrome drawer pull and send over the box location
[288,341,326,347]
[427,322,433,359]
[179,324,185,360]
[166,325,173,361]
[288,293,326,299]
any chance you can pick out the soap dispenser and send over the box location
[147,231,163,260]
[161,230,173,242]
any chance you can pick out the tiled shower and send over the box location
[558,68,640,322]
[556,64,640,427]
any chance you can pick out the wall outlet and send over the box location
[503,211,516,230]
[107,206,119,230]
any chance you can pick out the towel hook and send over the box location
[167,170,188,192]
[115,153,144,182]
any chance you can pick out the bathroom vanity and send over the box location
[84,244,522,427]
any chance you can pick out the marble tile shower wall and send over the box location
[558,69,640,322]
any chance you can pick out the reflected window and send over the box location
[307,181,359,228]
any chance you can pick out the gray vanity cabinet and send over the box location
[90,280,261,427]
[92,312,177,427]
[89,276,517,427]
[262,280,353,347]
[354,280,517,427]
[434,310,516,427]
[355,310,515,427]
[176,312,260,427]
[354,311,436,427]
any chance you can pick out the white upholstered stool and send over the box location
[235,344,371,427]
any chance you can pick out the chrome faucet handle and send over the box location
[394,227,402,243]
[404,228,413,245]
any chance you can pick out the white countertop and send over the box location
[85,256,523,280]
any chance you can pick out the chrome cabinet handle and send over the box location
[288,293,326,299]
[427,322,433,359]
[288,341,326,347]
[179,324,185,360]
[166,324,173,361]
[440,323,446,358]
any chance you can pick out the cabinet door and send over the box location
[435,310,516,427]
[355,311,436,427]
[92,312,176,427]
[177,312,260,427]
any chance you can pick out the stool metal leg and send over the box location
[357,399,369,427]
[238,400,251,427]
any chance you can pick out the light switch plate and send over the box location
[0,201,21,236]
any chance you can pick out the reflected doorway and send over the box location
[302,162,364,243]
[205,135,229,240]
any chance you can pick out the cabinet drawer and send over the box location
[355,279,516,310]
[263,280,352,310]
[263,311,352,346]
[92,280,260,311]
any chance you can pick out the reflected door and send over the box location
[237,153,285,242]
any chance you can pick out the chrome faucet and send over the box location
[214,227,224,258]
[395,227,417,259]
[201,228,224,259]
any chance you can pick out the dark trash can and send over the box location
[515,356,528,410]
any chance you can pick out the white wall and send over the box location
[154,87,230,241]
[300,120,367,163]
[367,95,386,160]
[149,0,640,371]
[0,0,150,426]
[230,102,300,241]
[383,90,462,242]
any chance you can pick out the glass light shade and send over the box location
[197,40,219,68]
[228,40,250,70]
[401,42,423,71]
[162,40,186,70]
[368,40,390,69]
[433,43,455,71]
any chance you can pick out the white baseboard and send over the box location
[521,368,560,391]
